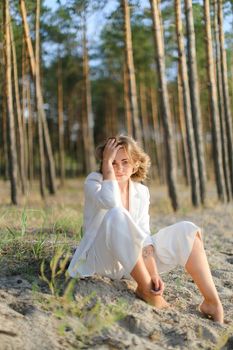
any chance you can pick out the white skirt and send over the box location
[152,221,202,274]
[76,207,201,280]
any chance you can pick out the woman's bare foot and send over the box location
[135,287,170,309]
[199,300,224,323]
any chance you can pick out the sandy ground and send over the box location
[0,182,233,350]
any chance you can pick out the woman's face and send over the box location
[112,147,134,183]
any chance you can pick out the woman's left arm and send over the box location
[137,186,151,237]
[138,186,165,295]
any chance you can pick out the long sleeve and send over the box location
[137,186,153,247]
[84,172,122,210]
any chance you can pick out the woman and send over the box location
[68,135,224,323]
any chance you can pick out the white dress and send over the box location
[68,172,201,280]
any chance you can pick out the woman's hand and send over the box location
[150,274,165,296]
[103,138,122,164]
[102,138,122,180]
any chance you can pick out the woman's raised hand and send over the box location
[103,138,122,164]
[102,138,122,180]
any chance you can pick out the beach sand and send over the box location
[0,185,232,349]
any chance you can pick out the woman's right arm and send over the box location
[102,138,121,180]
[85,138,122,210]
[84,174,121,209]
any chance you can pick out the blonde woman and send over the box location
[68,135,224,323]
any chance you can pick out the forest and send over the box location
[1,0,233,209]
[1,1,233,349]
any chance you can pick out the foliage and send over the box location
[40,245,71,295]
[213,324,233,350]
[0,201,127,345]
[35,286,127,344]
[1,0,233,206]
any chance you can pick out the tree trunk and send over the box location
[213,0,231,201]
[4,0,18,204]
[150,84,161,182]
[104,88,117,138]
[217,0,233,196]
[175,0,200,207]
[122,0,142,144]
[35,0,46,196]
[149,0,179,210]
[123,61,132,135]
[104,96,111,138]
[20,0,56,194]
[184,0,207,203]
[10,20,26,194]
[82,20,96,173]
[204,0,226,201]
[109,87,118,136]
[26,72,34,182]
[21,38,29,191]
[57,60,65,186]
[177,69,190,186]
[66,97,72,157]
[139,80,150,154]
[1,40,9,180]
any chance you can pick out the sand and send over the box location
[0,193,232,349]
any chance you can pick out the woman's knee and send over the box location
[104,206,128,224]
[192,230,203,250]
[178,221,202,238]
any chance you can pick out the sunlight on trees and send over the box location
[1,0,233,208]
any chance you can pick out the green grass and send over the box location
[214,324,233,350]
[0,223,127,346]
[0,195,127,345]
[0,179,231,348]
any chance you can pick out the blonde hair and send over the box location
[95,135,151,182]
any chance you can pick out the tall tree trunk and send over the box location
[57,60,65,186]
[20,0,56,194]
[104,96,111,138]
[217,0,233,196]
[35,0,46,196]
[175,0,200,207]
[109,87,118,136]
[149,0,179,210]
[150,84,161,182]
[10,19,26,194]
[104,87,118,137]
[4,0,18,204]
[21,41,29,190]
[139,80,150,155]
[204,0,226,201]
[184,0,207,203]
[66,98,72,157]
[1,41,8,180]
[123,61,132,135]
[82,19,96,173]
[177,69,190,186]
[38,110,46,196]
[26,73,34,182]
[213,0,231,201]
[122,0,142,144]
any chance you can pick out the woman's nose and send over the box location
[115,163,123,170]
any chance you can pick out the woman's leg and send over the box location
[185,232,224,323]
[99,207,169,308]
[131,253,169,308]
